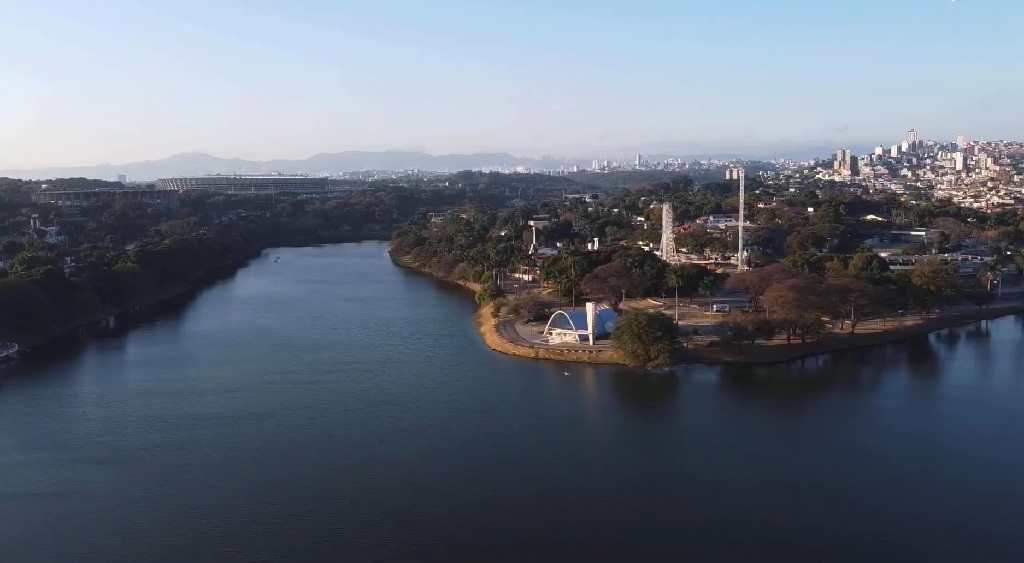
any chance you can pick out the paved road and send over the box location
[498,317,614,350]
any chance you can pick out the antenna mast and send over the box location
[737,166,746,271]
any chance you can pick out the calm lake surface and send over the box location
[2,242,1023,562]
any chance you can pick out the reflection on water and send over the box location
[904,335,941,379]
[934,328,962,351]
[717,348,888,399]
[713,318,1012,400]
[610,368,680,408]
[0,244,1022,563]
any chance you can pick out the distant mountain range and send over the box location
[0,146,857,181]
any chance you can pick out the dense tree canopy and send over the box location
[612,310,681,369]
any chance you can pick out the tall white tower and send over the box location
[661,202,677,263]
[736,167,746,270]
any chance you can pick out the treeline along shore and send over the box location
[0,171,589,350]
[386,173,1024,369]
[0,176,448,350]
[391,243,1024,367]
[0,221,385,350]
[3,169,1022,362]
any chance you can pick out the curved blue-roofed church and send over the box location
[542,302,619,345]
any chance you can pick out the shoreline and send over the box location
[391,252,1024,367]
[390,253,627,364]
[14,234,394,351]
[681,305,1024,365]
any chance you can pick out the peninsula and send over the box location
[387,160,1024,368]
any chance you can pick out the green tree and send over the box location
[783,251,831,276]
[846,251,891,280]
[724,263,797,308]
[663,263,711,301]
[762,277,827,343]
[8,251,58,275]
[901,243,927,256]
[909,259,955,317]
[540,252,592,304]
[0,240,25,259]
[158,218,199,238]
[960,286,994,310]
[581,262,631,309]
[451,262,477,283]
[724,310,778,344]
[612,310,680,369]
[823,277,876,333]
[475,281,505,305]
[0,277,60,340]
[613,248,666,297]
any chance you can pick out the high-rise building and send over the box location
[116,174,128,184]
[901,141,911,153]
[956,134,966,149]
[835,149,854,174]
[891,145,901,158]
[874,145,884,157]
[907,129,919,152]
[635,154,643,167]
[954,152,967,172]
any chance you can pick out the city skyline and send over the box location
[3,0,1023,169]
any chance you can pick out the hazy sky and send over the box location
[1,0,1022,168]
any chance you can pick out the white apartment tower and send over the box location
[907,129,919,152]
[954,152,967,172]
[956,134,966,149]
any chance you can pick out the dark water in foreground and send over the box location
[2,242,1023,562]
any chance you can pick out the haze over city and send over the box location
[2,0,1023,169]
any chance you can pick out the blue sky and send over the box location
[1,0,1021,167]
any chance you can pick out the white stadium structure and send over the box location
[157,173,330,193]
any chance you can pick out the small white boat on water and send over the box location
[0,342,19,361]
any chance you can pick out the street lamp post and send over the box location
[571,258,576,311]
[674,284,679,324]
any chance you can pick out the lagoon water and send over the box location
[2,242,1023,562]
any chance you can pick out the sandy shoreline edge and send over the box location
[392,254,1024,367]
